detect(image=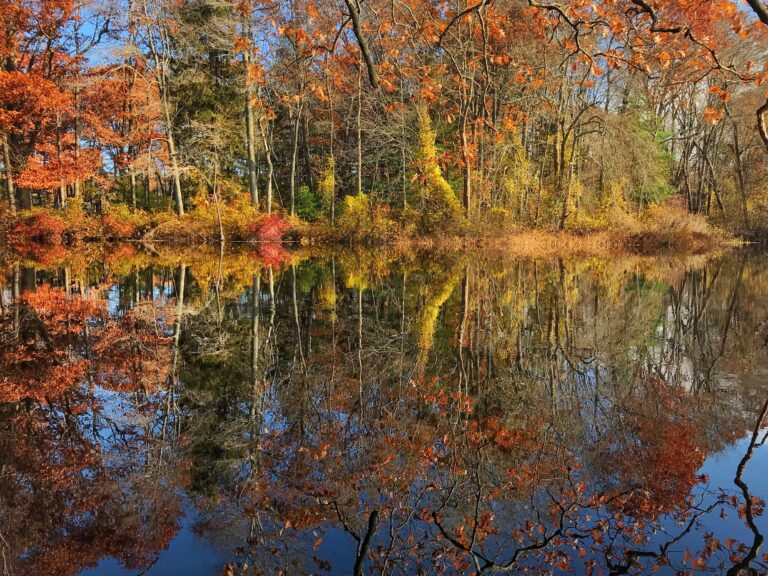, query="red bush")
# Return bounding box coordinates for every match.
[248,214,290,242]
